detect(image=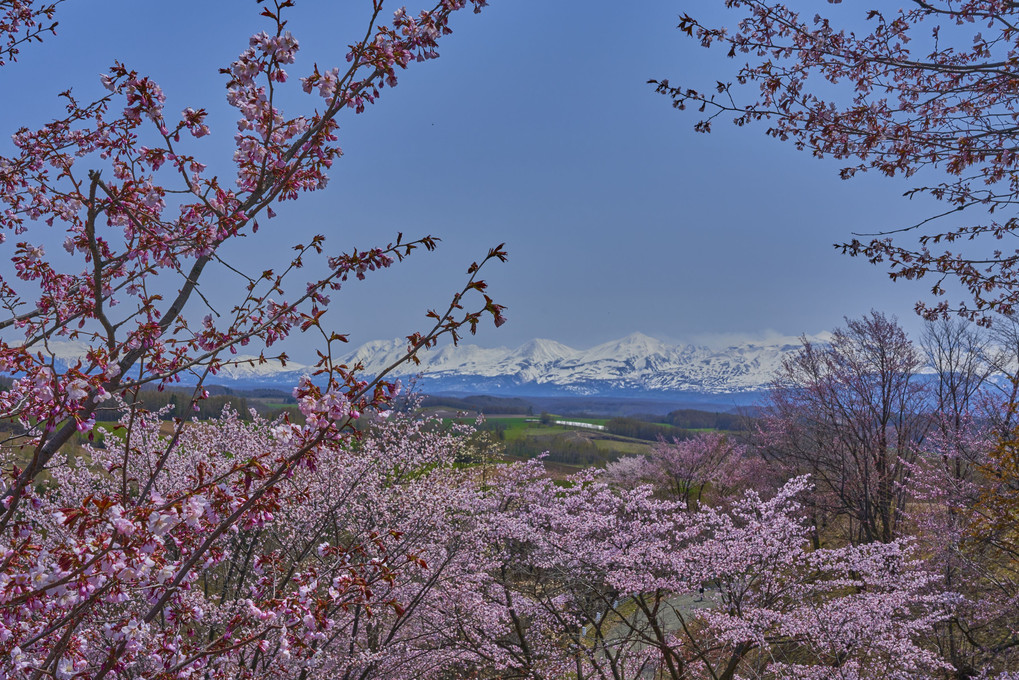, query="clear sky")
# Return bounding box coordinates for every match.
[0,1,945,354]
